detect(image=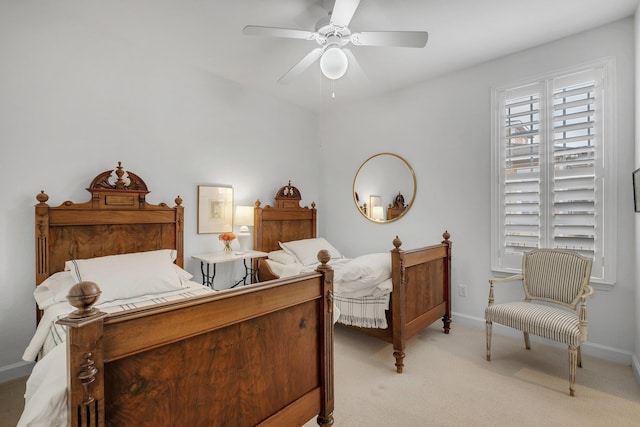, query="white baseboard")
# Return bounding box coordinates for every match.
[632,353,640,384]
[0,360,34,384]
[451,312,635,366]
